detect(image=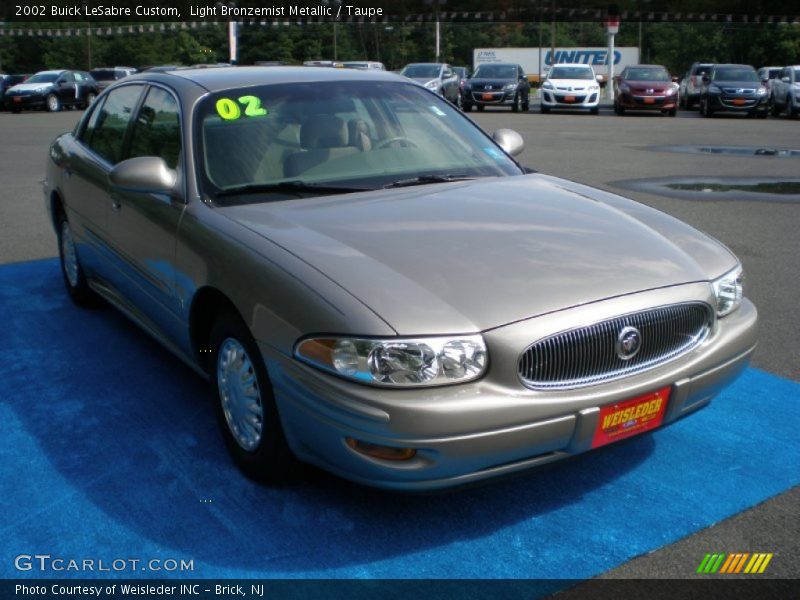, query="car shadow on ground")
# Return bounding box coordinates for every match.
[3,259,655,575]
